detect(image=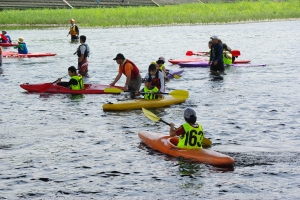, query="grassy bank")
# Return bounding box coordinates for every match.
[0,0,299,29]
